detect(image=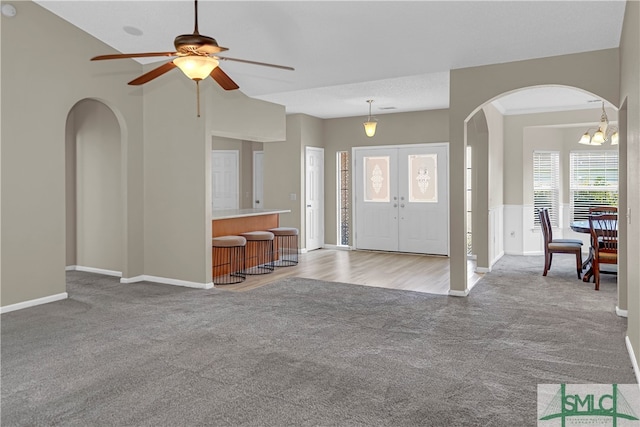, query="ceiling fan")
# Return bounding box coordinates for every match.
[91,0,294,116]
